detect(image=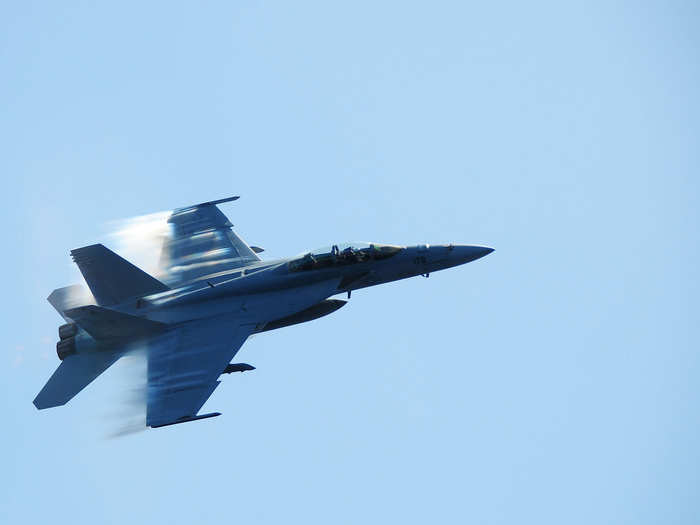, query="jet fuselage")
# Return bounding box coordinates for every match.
[127,243,493,329]
[35,196,496,427]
